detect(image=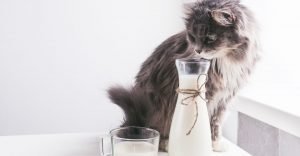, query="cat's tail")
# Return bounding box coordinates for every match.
[107,86,151,127]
